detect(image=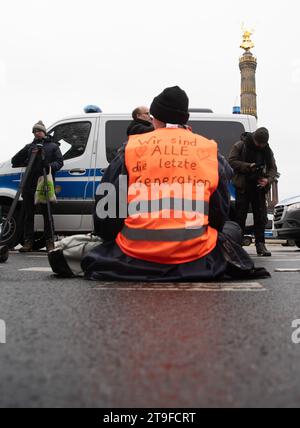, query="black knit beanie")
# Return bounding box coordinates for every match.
[150,86,190,125]
[32,120,47,135]
[253,127,269,146]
